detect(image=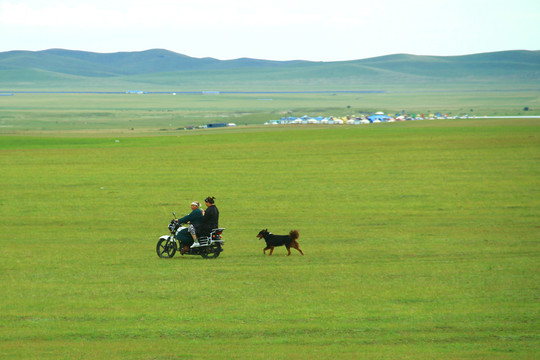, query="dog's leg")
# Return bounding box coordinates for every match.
[286,246,291,256]
[293,241,304,255]
[269,247,274,255]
